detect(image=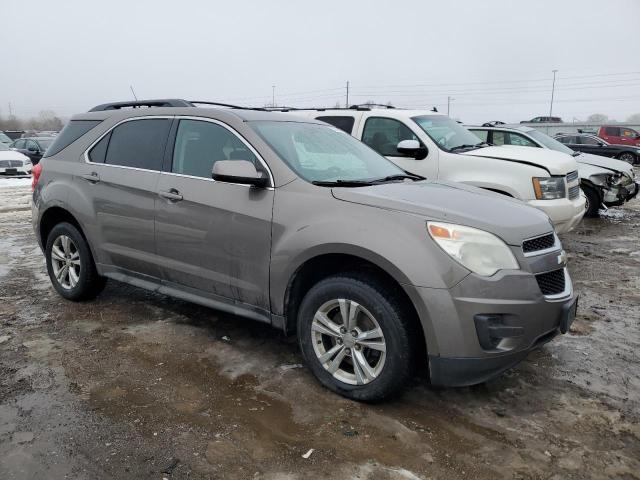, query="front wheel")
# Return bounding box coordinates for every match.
[581,186,601,218]
[297,274,416,401]
[45,222,106,301]
[618,152,636,164]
